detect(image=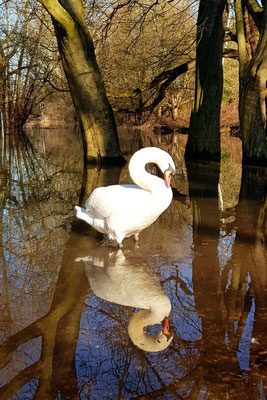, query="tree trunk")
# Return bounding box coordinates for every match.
[186,0,226,160]
[38,0,124,165]
[239,4,267,165]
